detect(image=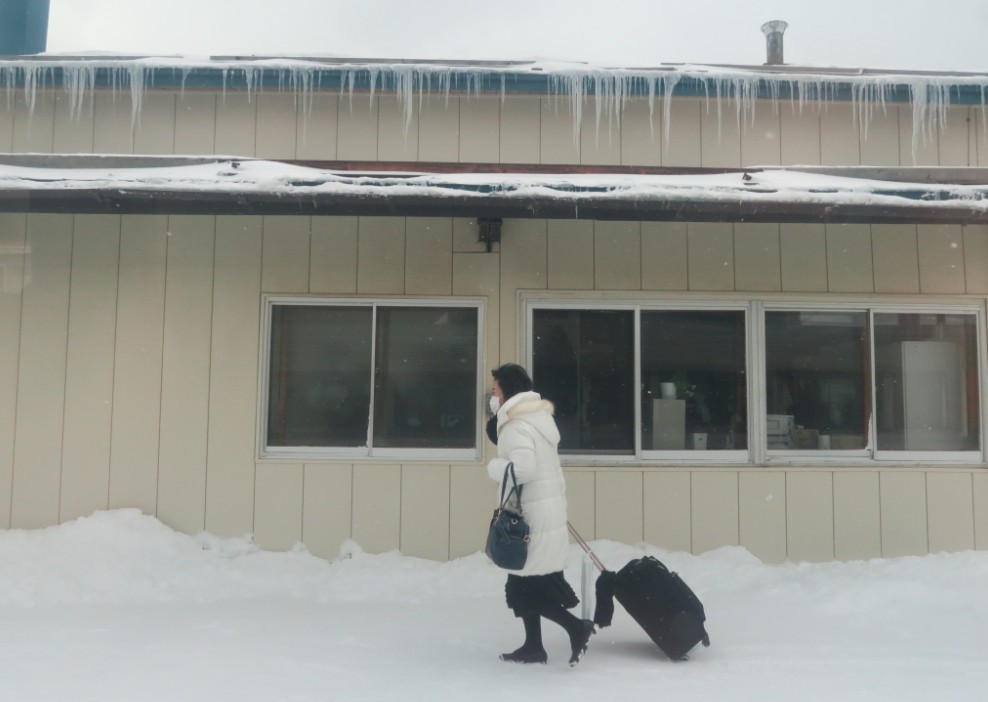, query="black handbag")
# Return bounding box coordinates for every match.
[485,462,531,570]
